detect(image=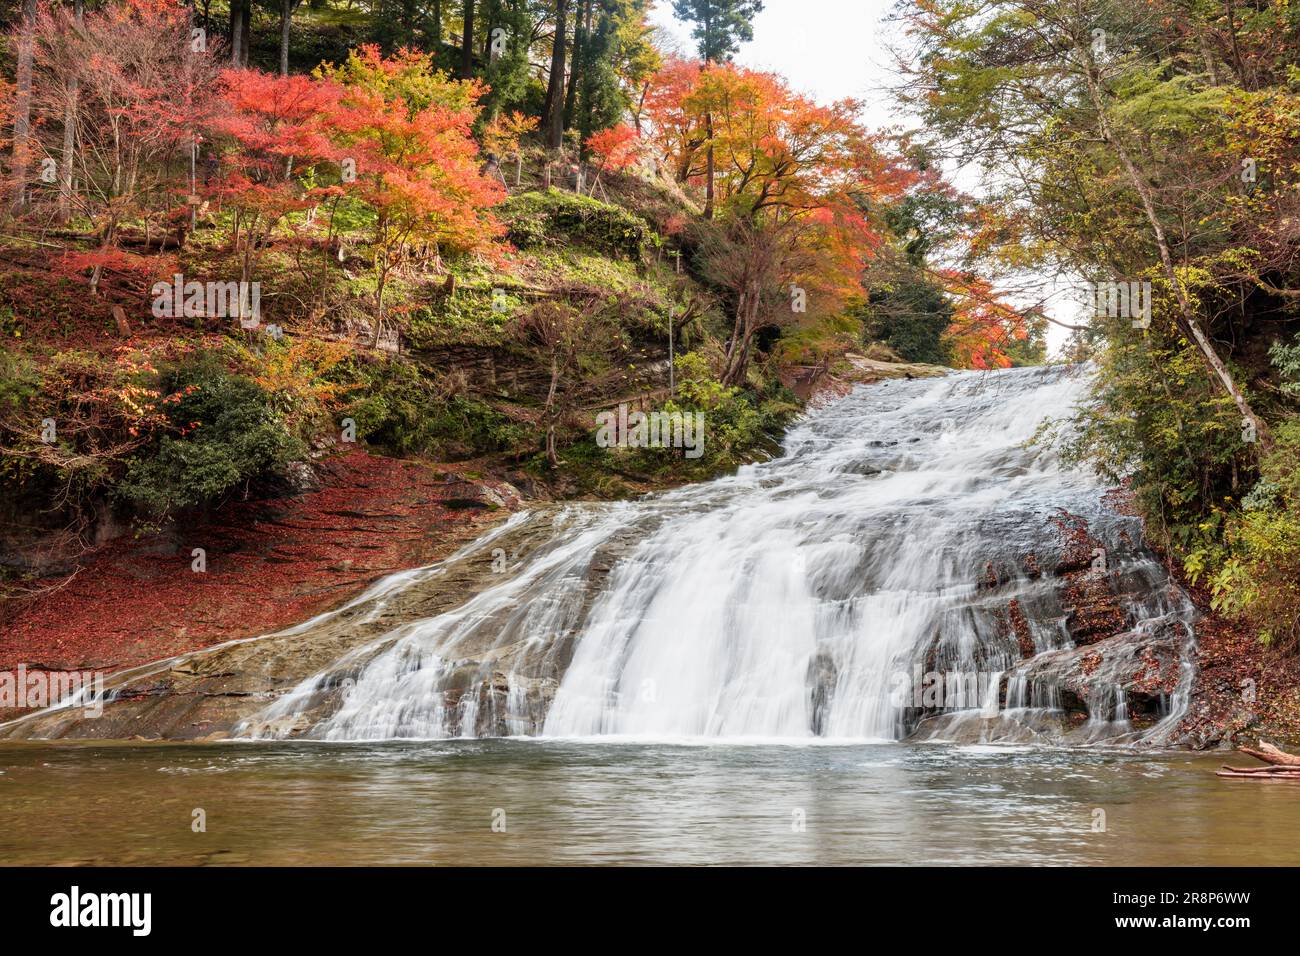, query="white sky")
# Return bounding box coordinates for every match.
[649,0,1080,355]
[649,0,905,129]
